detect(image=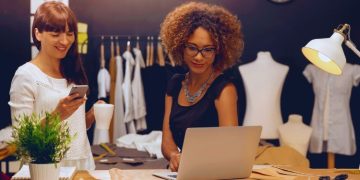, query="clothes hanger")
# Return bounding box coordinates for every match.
[146,36,150,67]
[115,36,120,57]
[126,36,131,52]
[136,36,140,49]
[149,36,154,66]
[100,36,105,68]
[157,36,165,66]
